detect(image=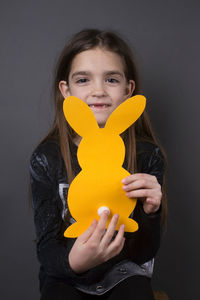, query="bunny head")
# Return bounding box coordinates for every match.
[63,95,146,171]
